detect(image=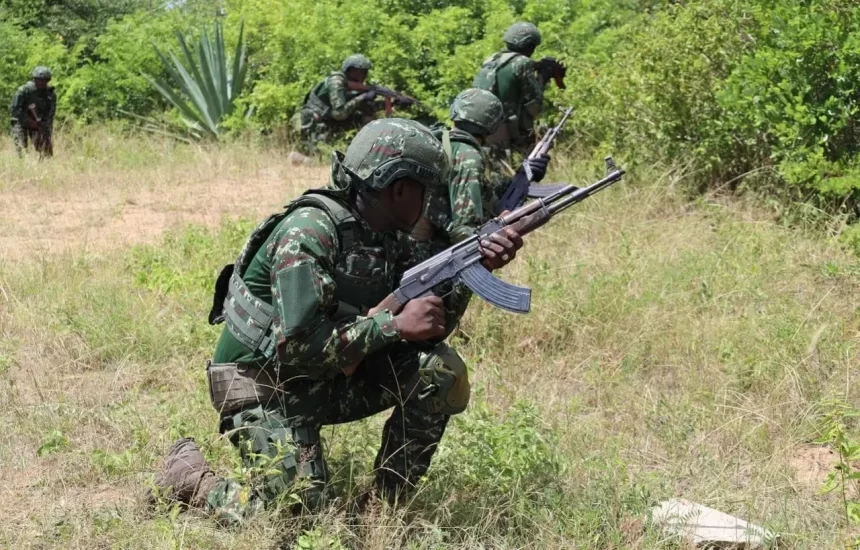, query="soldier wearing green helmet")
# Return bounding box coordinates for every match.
[473,22,547,164]
[291,53,386,154]
[9,66,56,157]
[150,119,524,521]
[414,88,548,249]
